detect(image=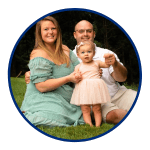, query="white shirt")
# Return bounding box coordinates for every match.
[73,45,127,98]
